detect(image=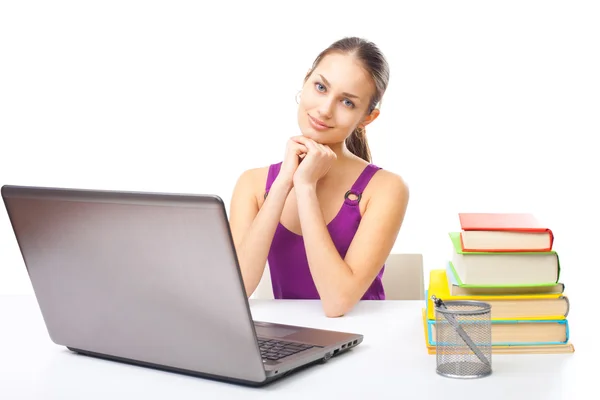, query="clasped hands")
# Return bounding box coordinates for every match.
[279,135,337,190]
